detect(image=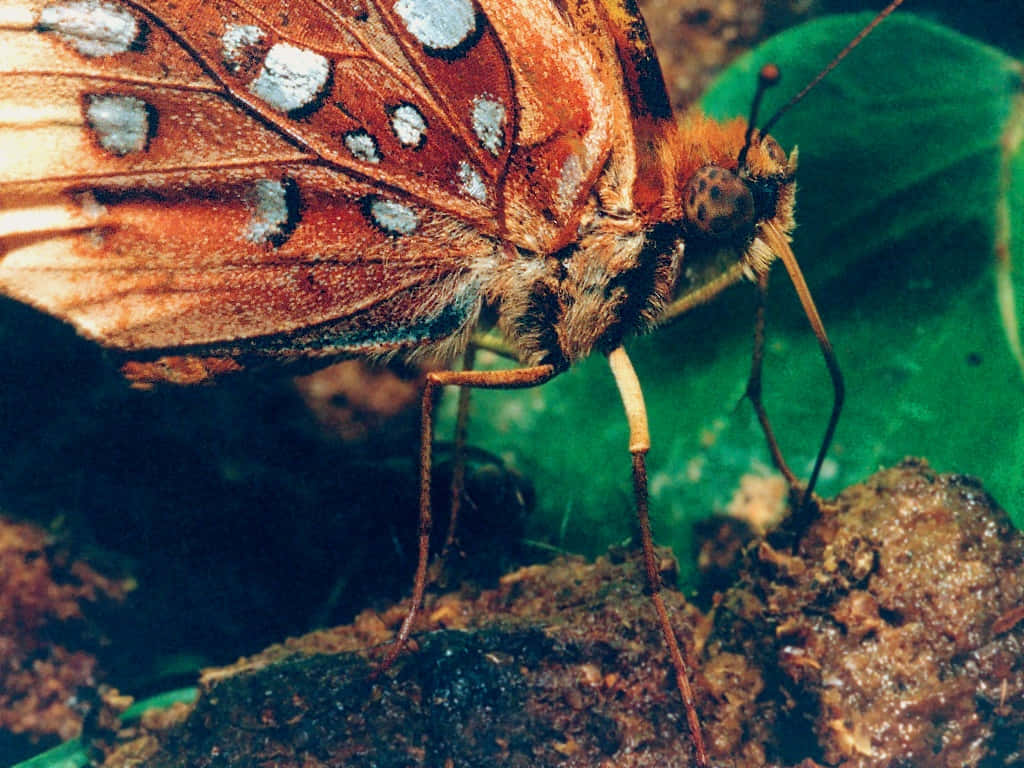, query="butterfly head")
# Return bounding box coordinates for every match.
[658,117,798,313]
[680,128,796,265]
